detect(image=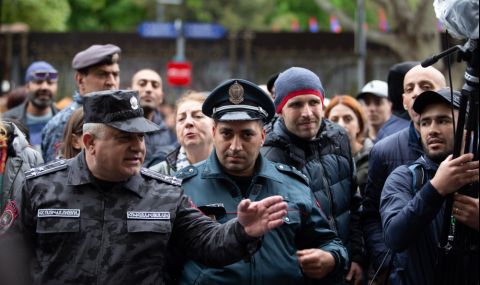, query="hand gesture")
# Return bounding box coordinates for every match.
[297,248,335,279]
[431,153,479,196]
[237,195,287,237]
